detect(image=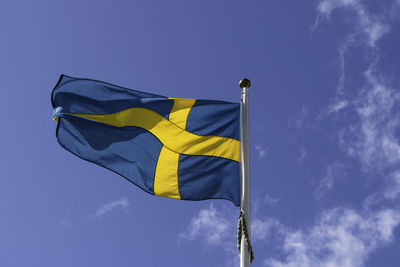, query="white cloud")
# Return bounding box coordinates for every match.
[252,218,281,241]
[265,208,400,267]
[340,66,400,171]
[180,205,250,266]
[319,36,354,117]
[317,0,390,47]
[180,204,232,246]
[327,99,349,114]
[255,145,268,159]
[316,0,394,121]
[384,171,400,200]
[317,0,359,17]
[264,194,280,206]
[90,198,129,219]
[281,3,400,267]
[297,146,307,164]
[314,162,346,198]
[293,106,309,128]
[253,194,280,217]
[315,0,400,172]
